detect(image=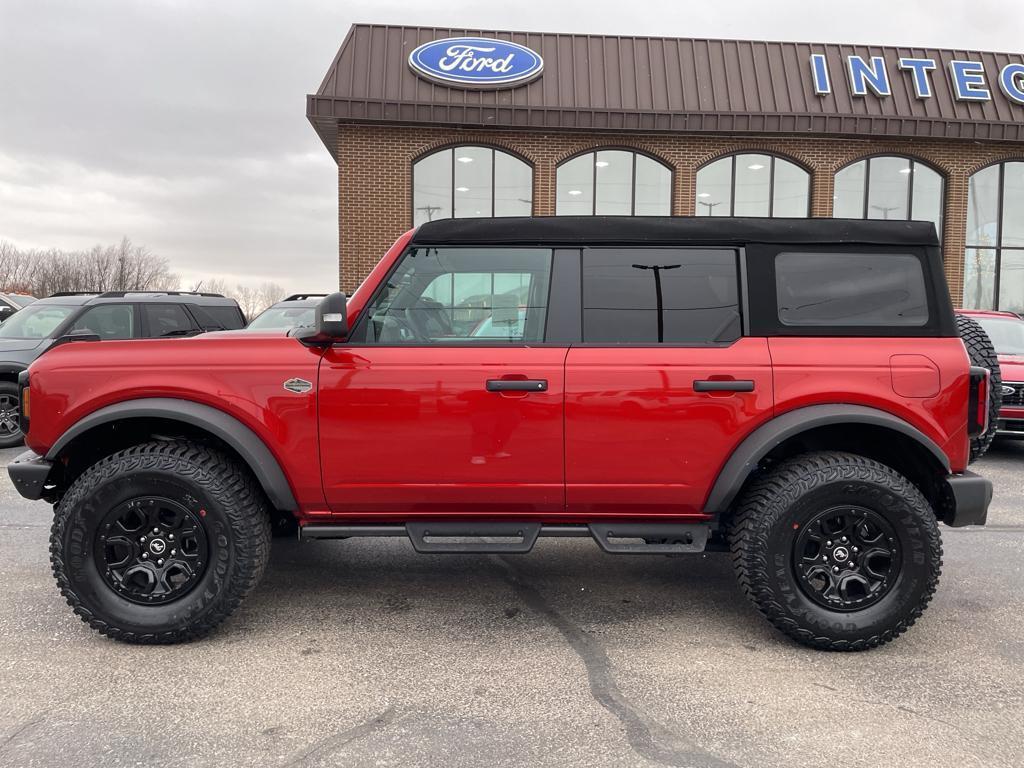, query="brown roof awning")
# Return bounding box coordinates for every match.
[307,24,1024,154]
